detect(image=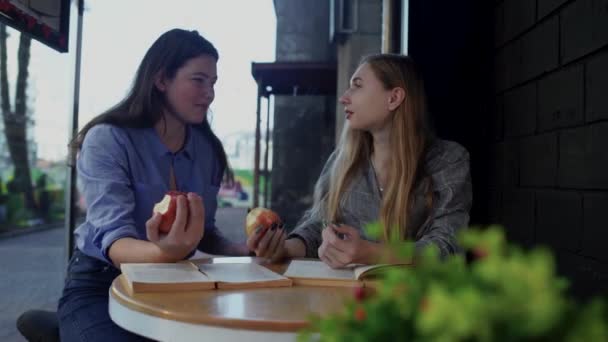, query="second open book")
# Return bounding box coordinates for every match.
[283,260,411,287]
